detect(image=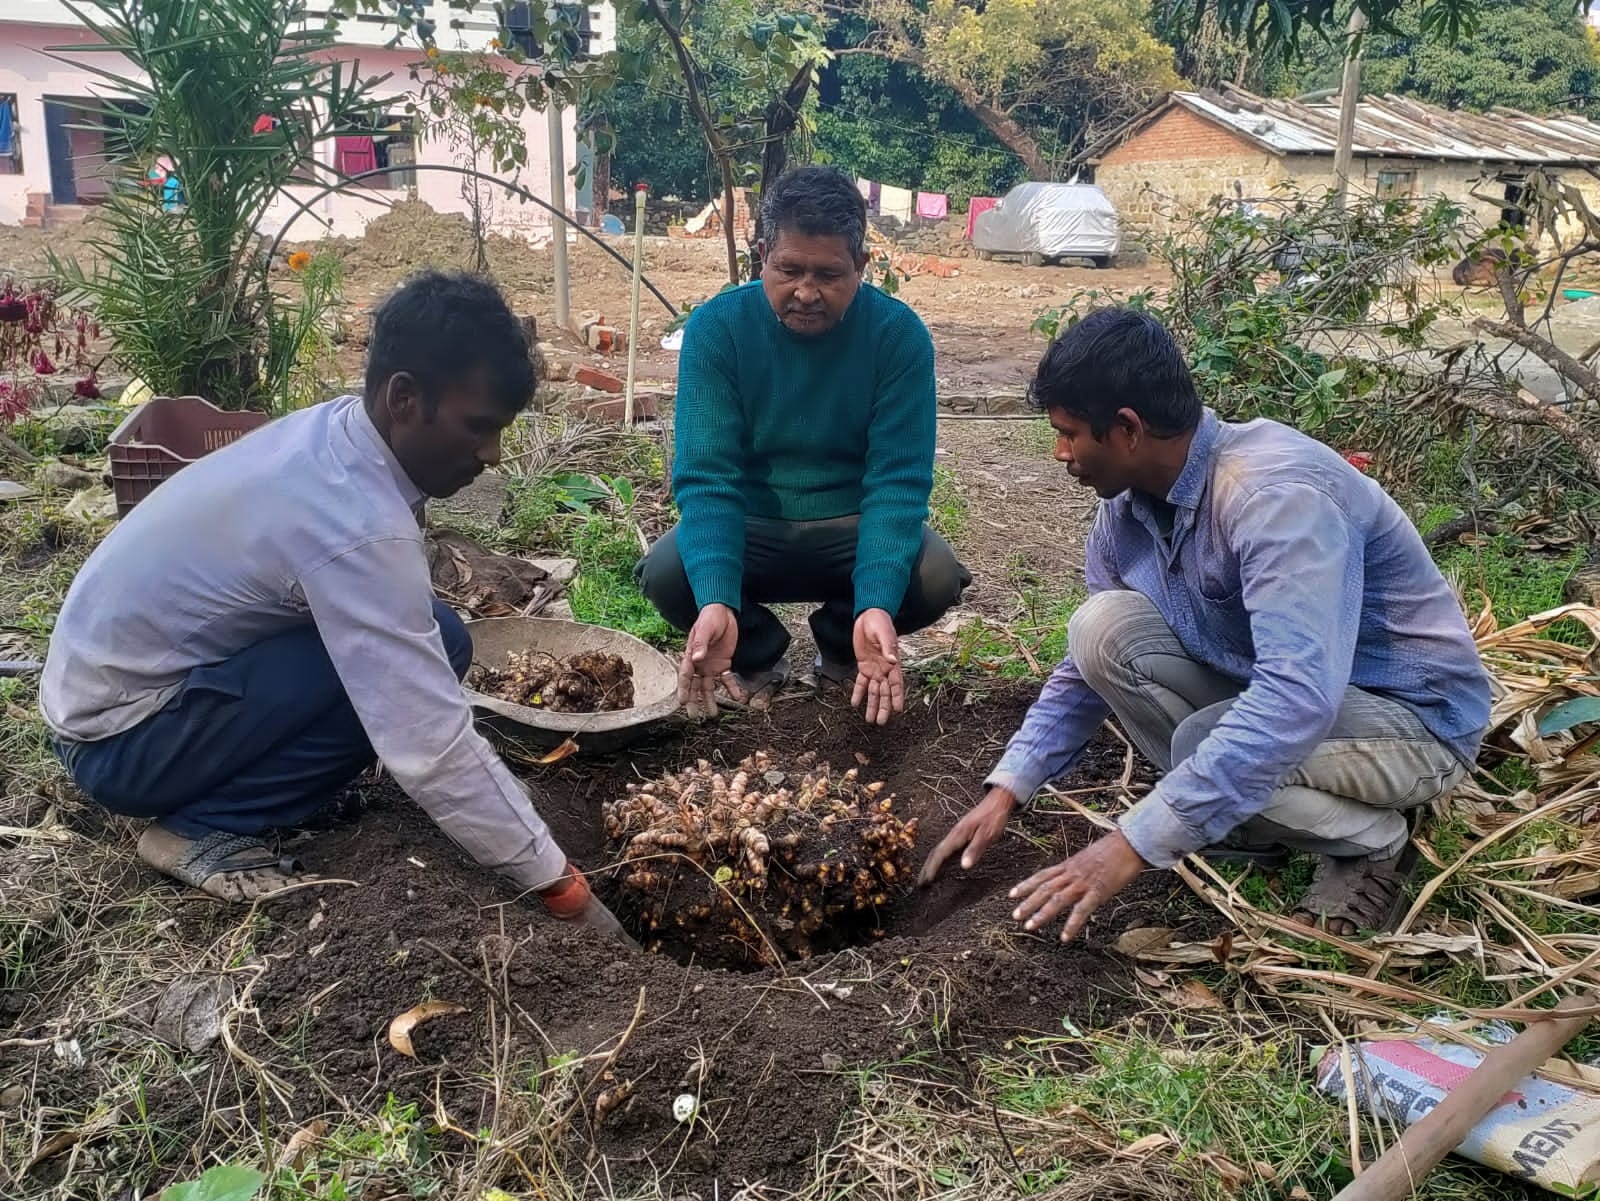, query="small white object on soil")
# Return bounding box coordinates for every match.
[672,1093,698,1123]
